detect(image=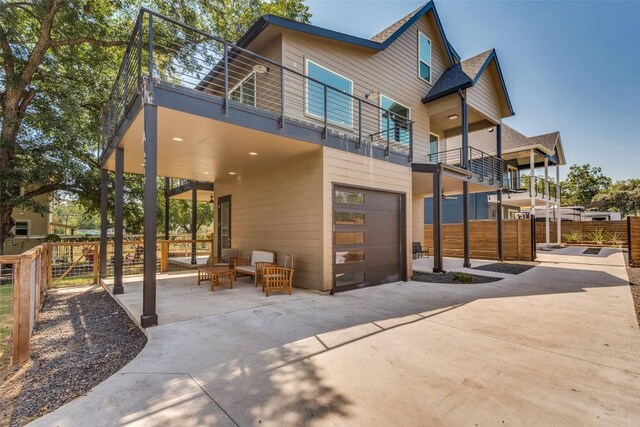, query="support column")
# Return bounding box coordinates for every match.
[191,182,197,265]
[462,181,471,268]
[544,157,550,245]
[99,169,109,279]
[164,177,170,240]
[141,103,158,328]
[432,166,444,273]
[113,148,124,295]
[459,90,469,169]
[556,163,561,245]
[529,149,535,216]
[496,124,503,261]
